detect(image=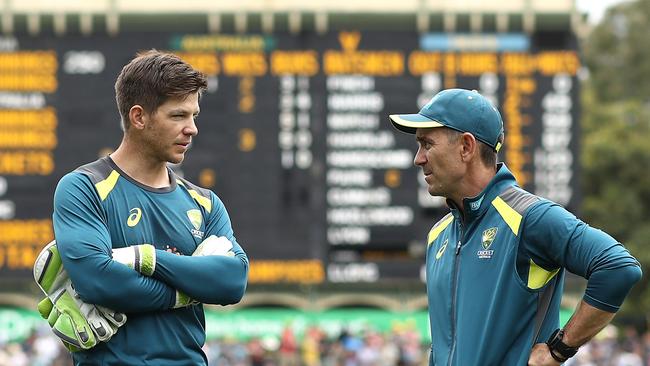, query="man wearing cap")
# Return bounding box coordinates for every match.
[389,88,641,365]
